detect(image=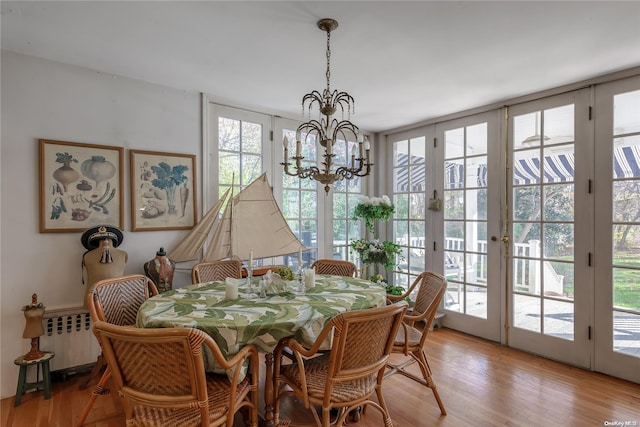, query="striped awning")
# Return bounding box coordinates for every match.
[395,145,640,191]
